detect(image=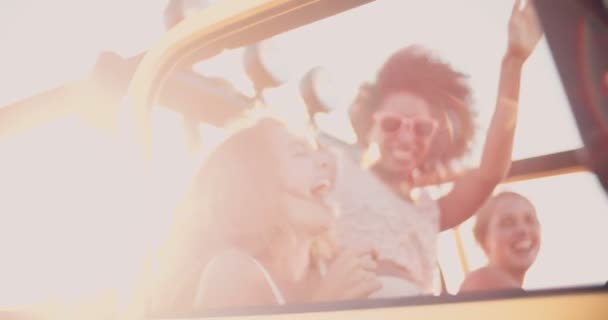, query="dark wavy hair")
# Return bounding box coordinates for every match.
[349,45,476,173]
